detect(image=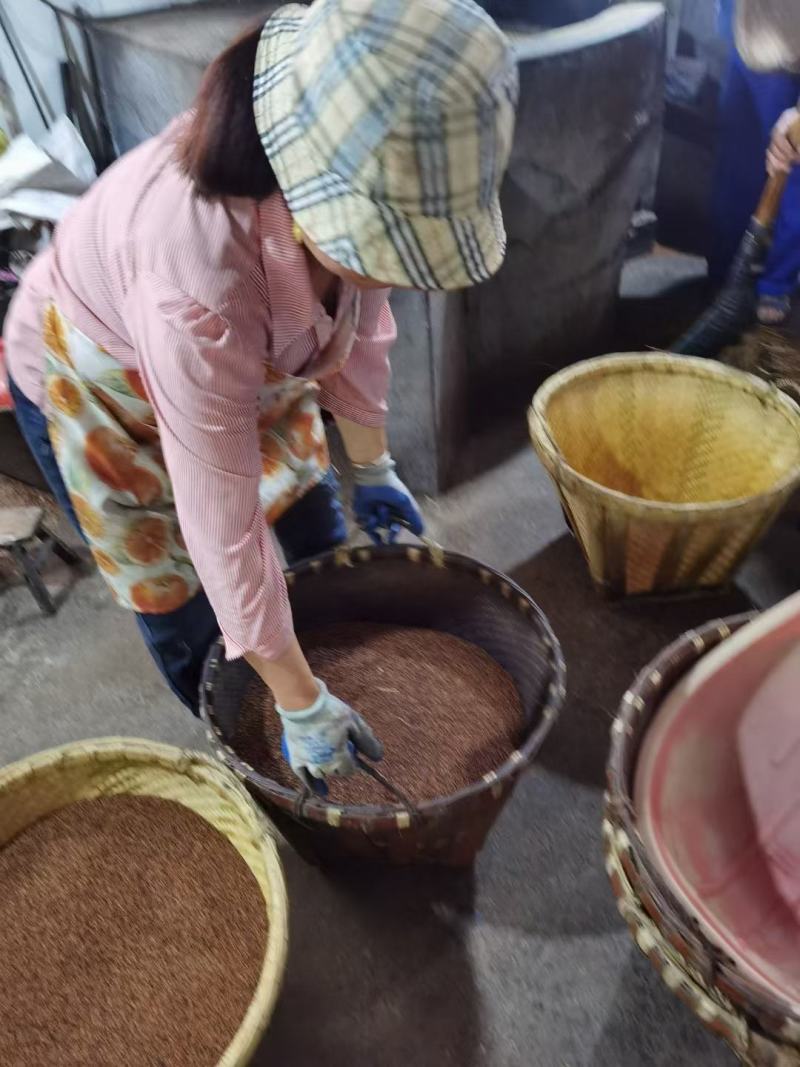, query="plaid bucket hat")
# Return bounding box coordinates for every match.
[253,0,518,290]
